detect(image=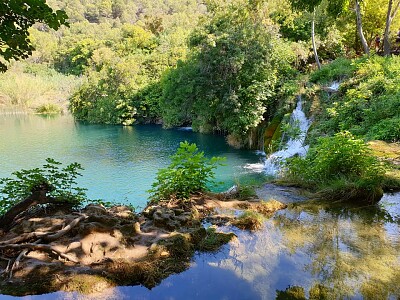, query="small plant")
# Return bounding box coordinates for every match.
[149,141,225,202]
[0,158,87,215]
